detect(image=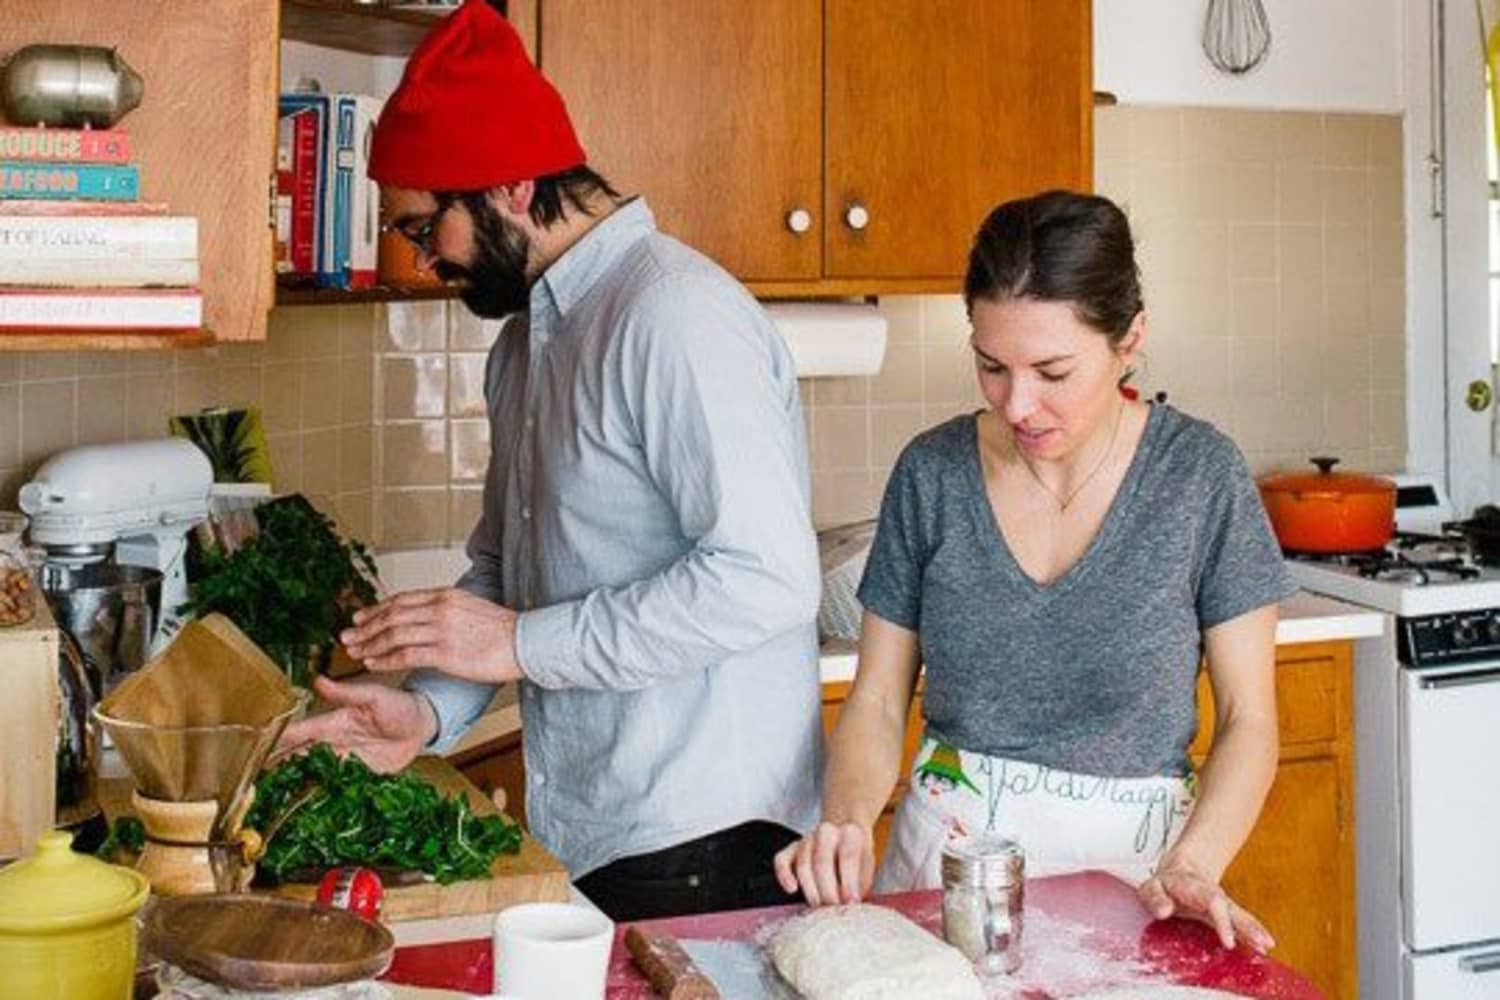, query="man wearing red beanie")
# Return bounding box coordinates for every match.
[278,0,824,922]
